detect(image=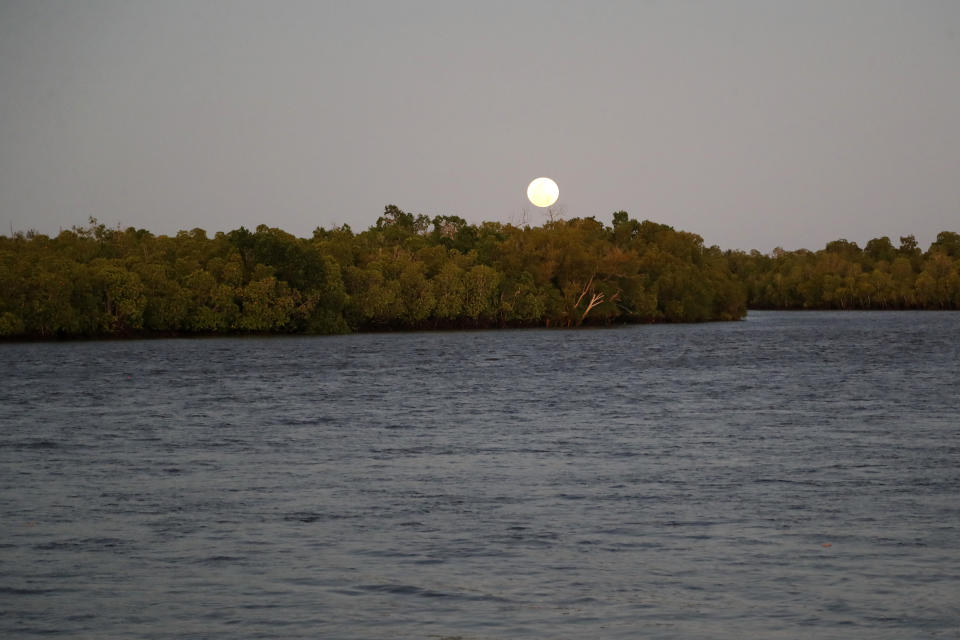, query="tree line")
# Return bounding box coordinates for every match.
[728,232,960,310]
[0,207,957,339]
[0,207,746,338]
